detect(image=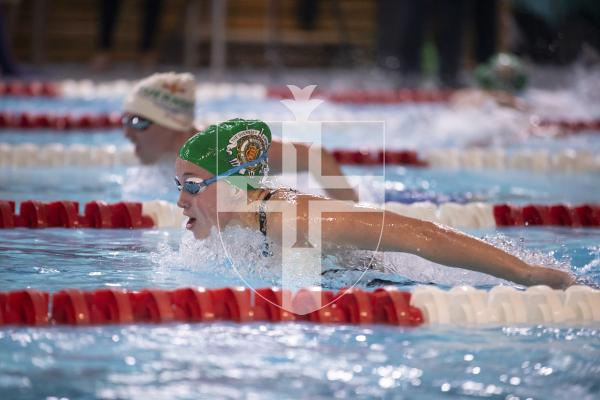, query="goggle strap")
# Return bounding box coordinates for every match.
[209,151,268,185]
[176,151,268,192]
